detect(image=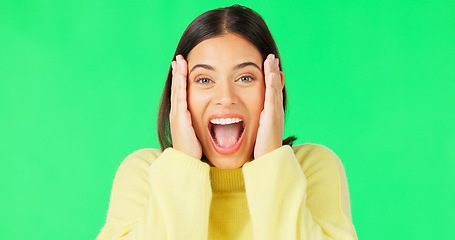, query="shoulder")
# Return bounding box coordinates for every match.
[117,148,163,169]
[121,148,163,165]
[114,148,163,182]
[291,143,339,161]
[292,143,343,166]
[105,149,163,221]
[291,143,346,182]
[291,144,353,221]
[109,149,163,203]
